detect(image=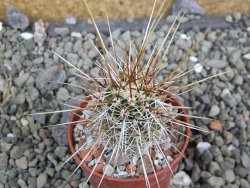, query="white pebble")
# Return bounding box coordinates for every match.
[194,63,203,73]
[20,32,34,40]
[71,32,82,38]
[243,53,250,60]
[7,133,15,138]
[118,171,128,176]
[180,34,188,39]
[167,156,173,162]
[172,171,192,186]
[197,142,211,153]
[189,56,198,63]
[65,15,77,25]
[153,160,159,165]
[76,124,83,130]
[103,164,115,176]
[0,22,3,32]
